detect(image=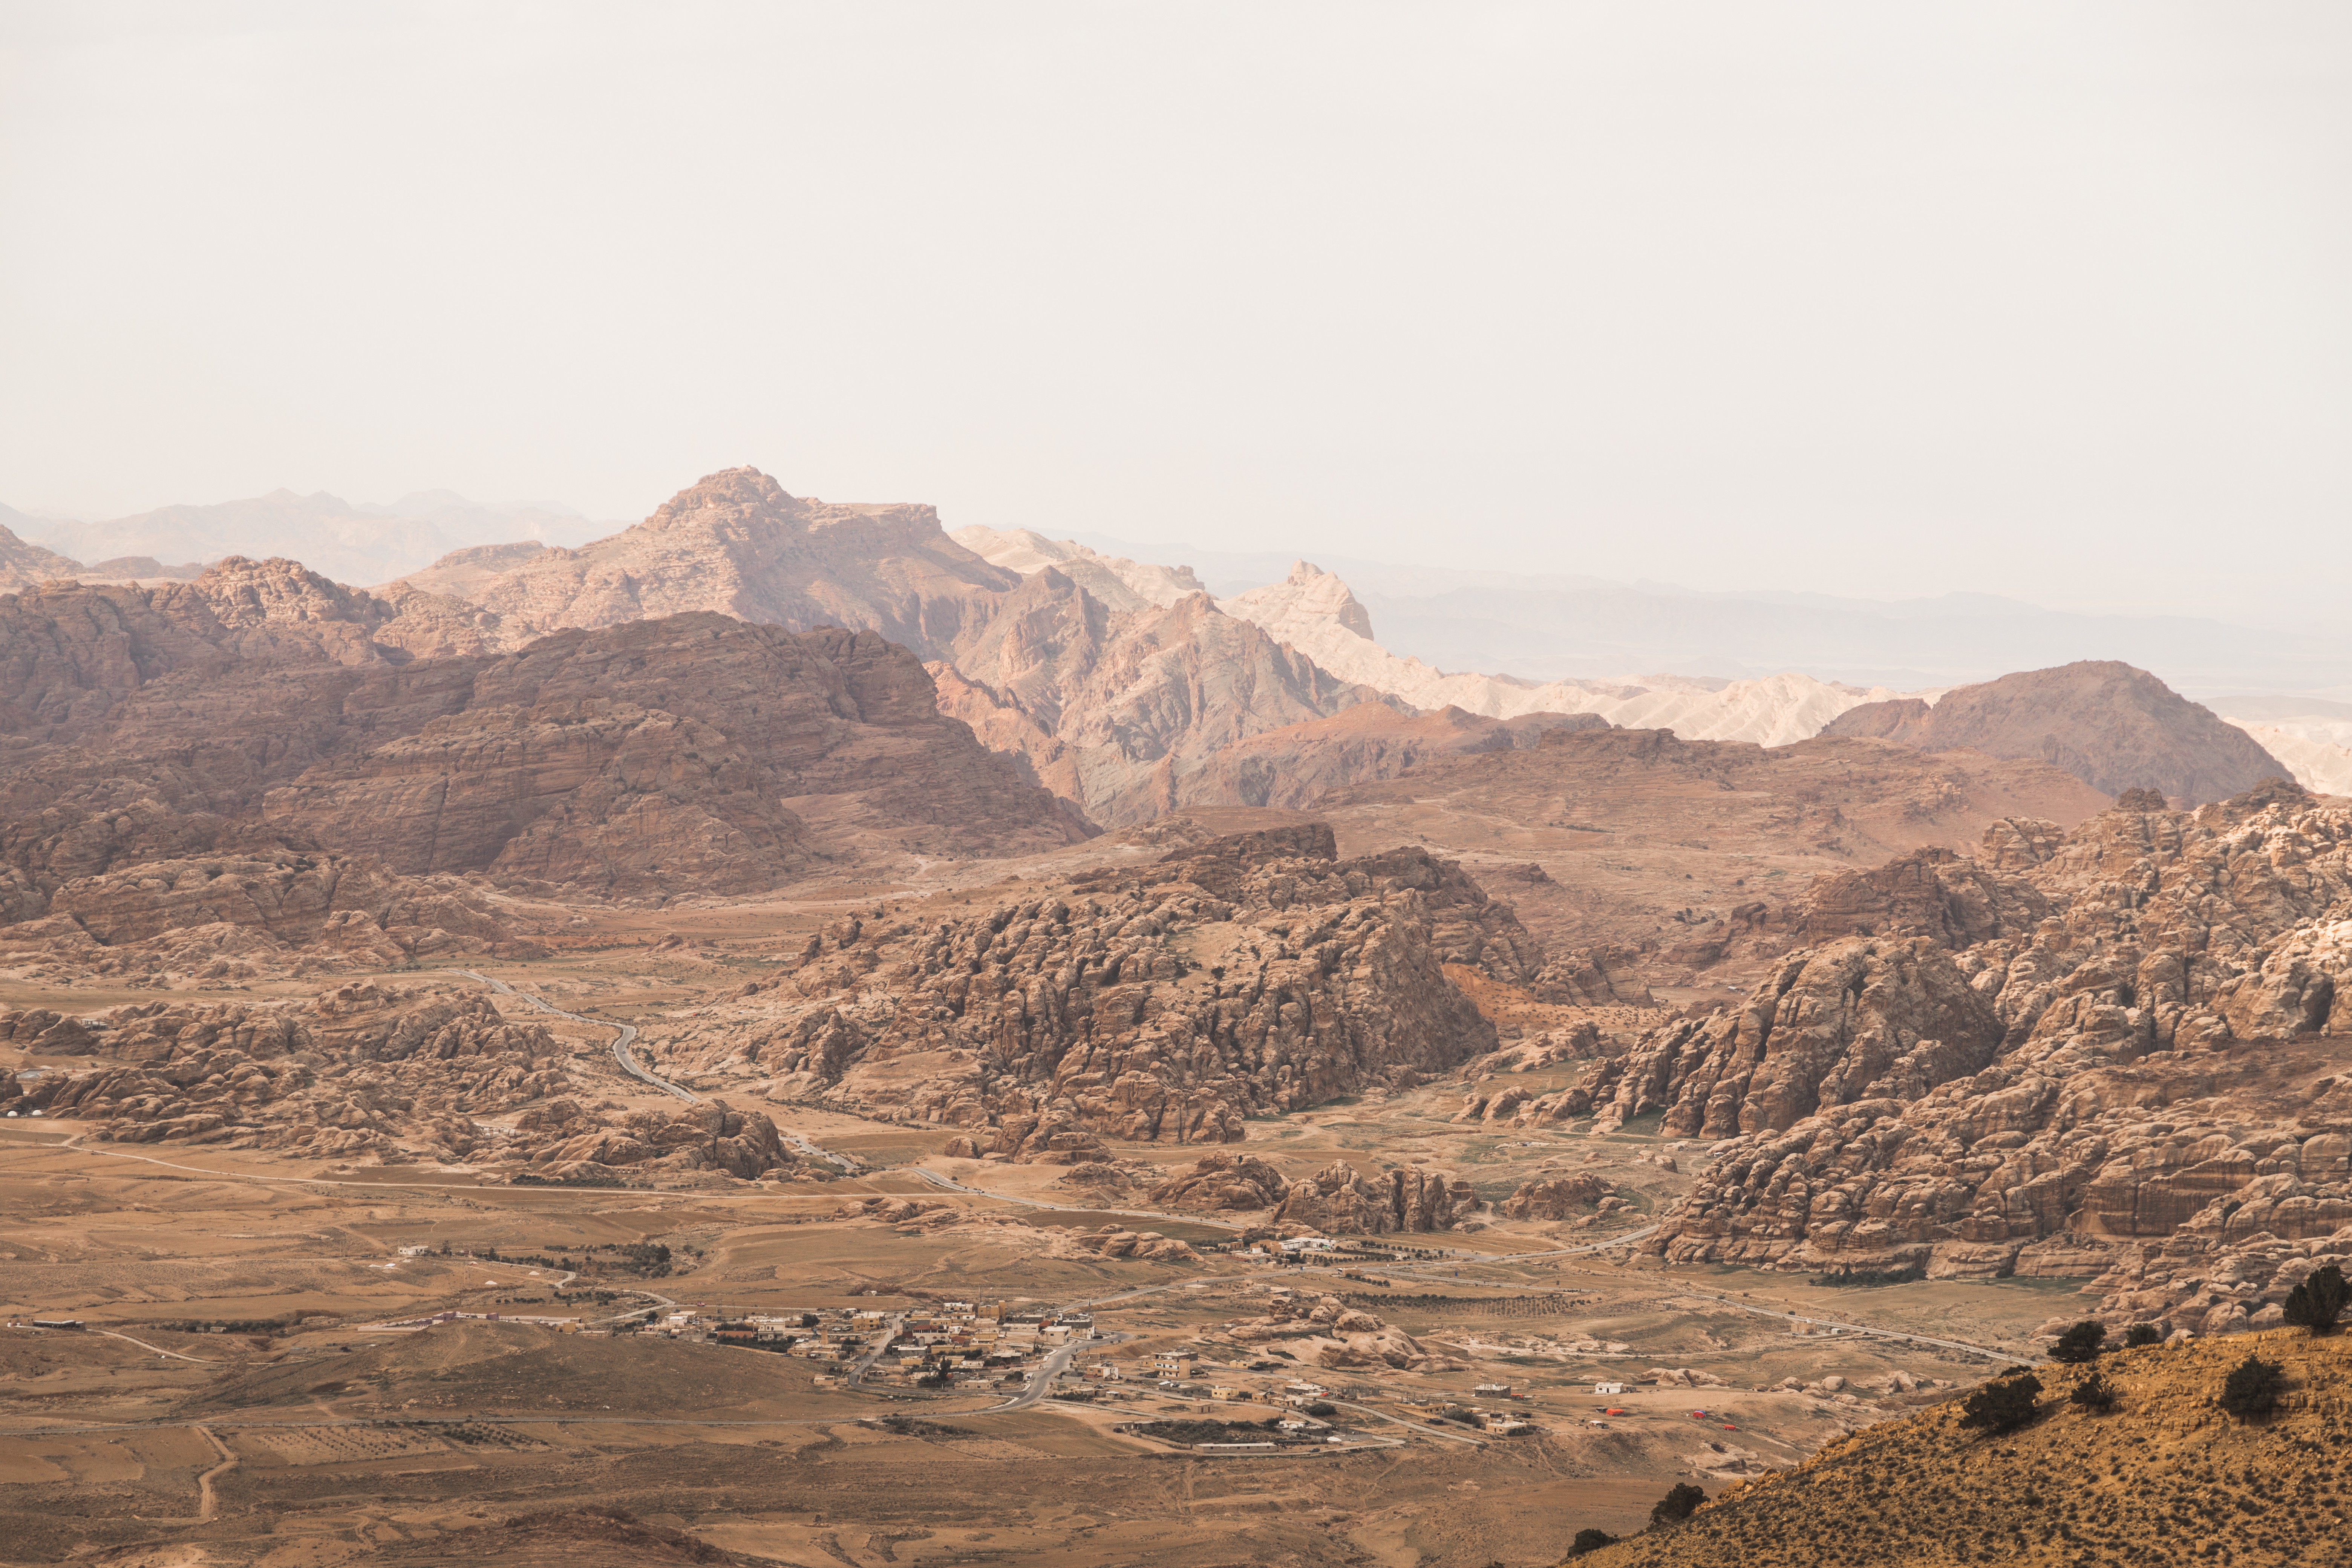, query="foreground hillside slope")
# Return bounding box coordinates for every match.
[1825,659,2290,805]
[1575,1331,2352,1567]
